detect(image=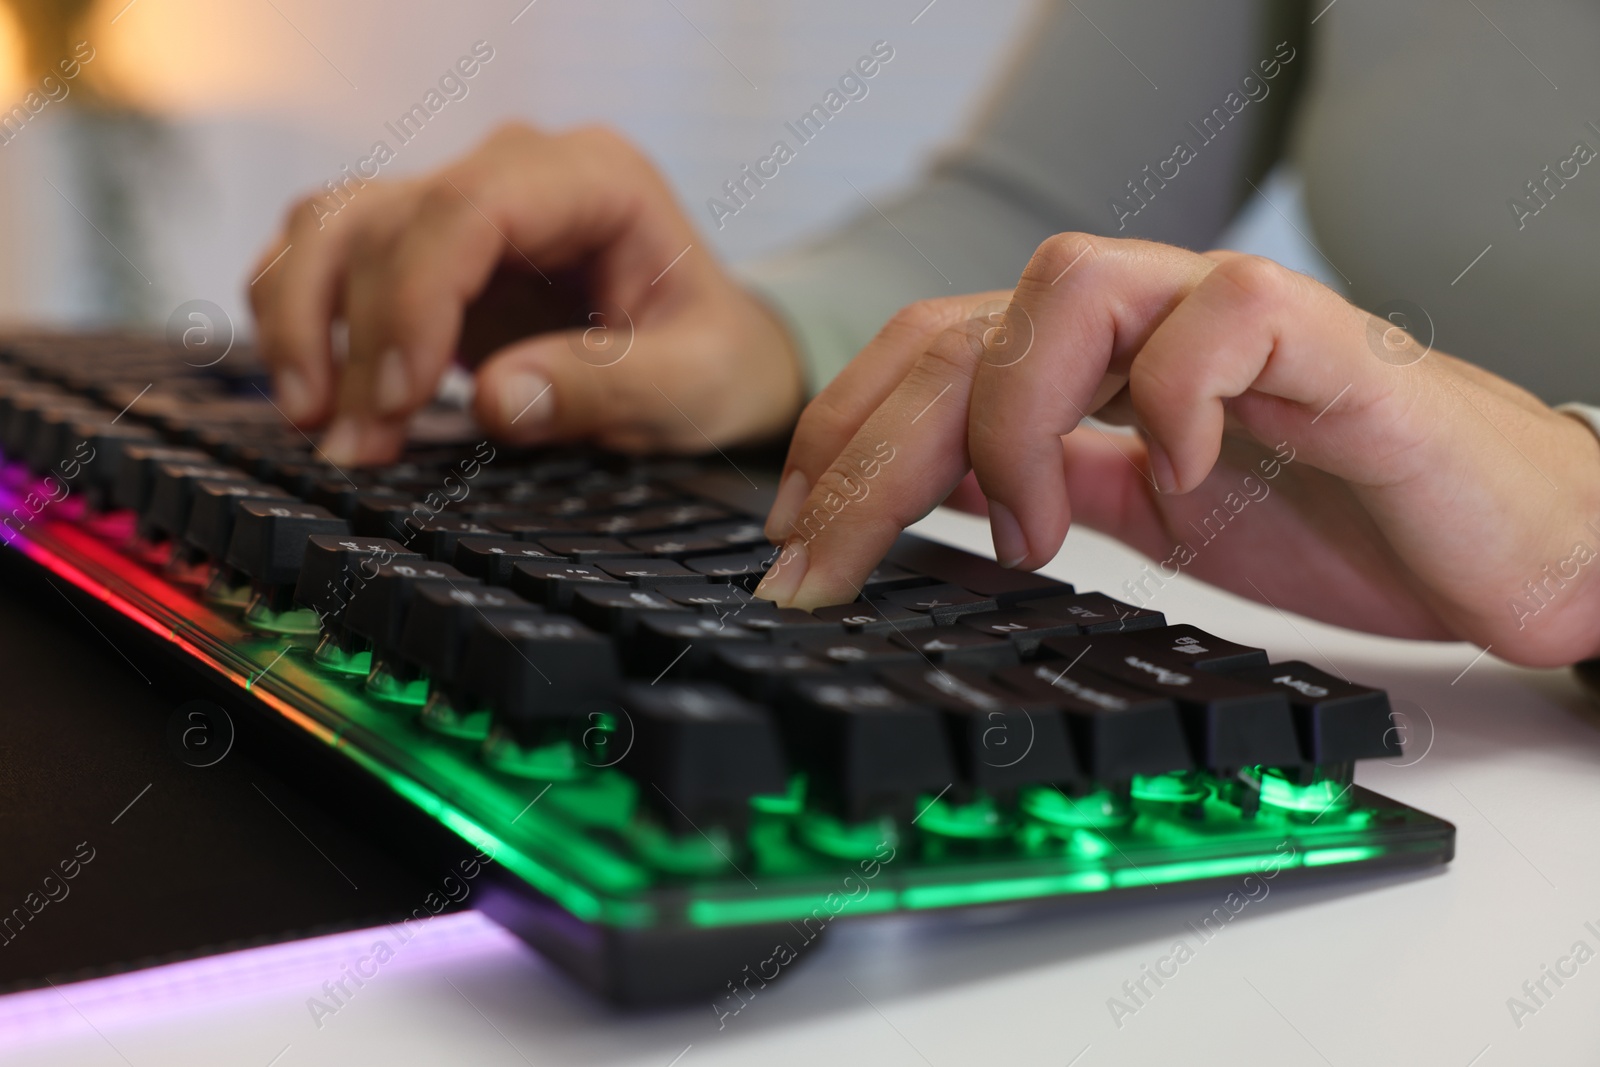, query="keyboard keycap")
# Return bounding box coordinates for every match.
[588,503,731,537]
[957,610,1083,656]
[408,518,498,562]
[788,632,921,672]
[294,536,420,630]
[142,462,248,540]
[994,662,1191,778]
[112,445,211,513]
[878,583,998,624]
[598,558,709,588]
[184,480,293,560]
[668,587,756,613]
[617,683,787,832]
[623,532,730,558]
[778,678,955,820]
[1127,624,1269,673]
[225,501,349,587]
[400,584,534,689]
[452,536,560,584]
[569,585,690,637]
[1020,592,1166,633]
[725,603,841,639]
[693,519,768,549]
[539,535,648,561]
[458,613,620,745]
[811,601,936,634]
[1229,661,1401,763]
[489,515,580,540]
[704,646,834,702]
[509,559,625,609]
[686,550,778,591]
[887,626,1020,670]
[860,562,931,595]
[1038,635,1301,769]
[343,560,468,664]
[352,493,428,542]
[307,478,389,519]
[885,535,1074,604]
[630,613,764,677]
[878,666,1078,791]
